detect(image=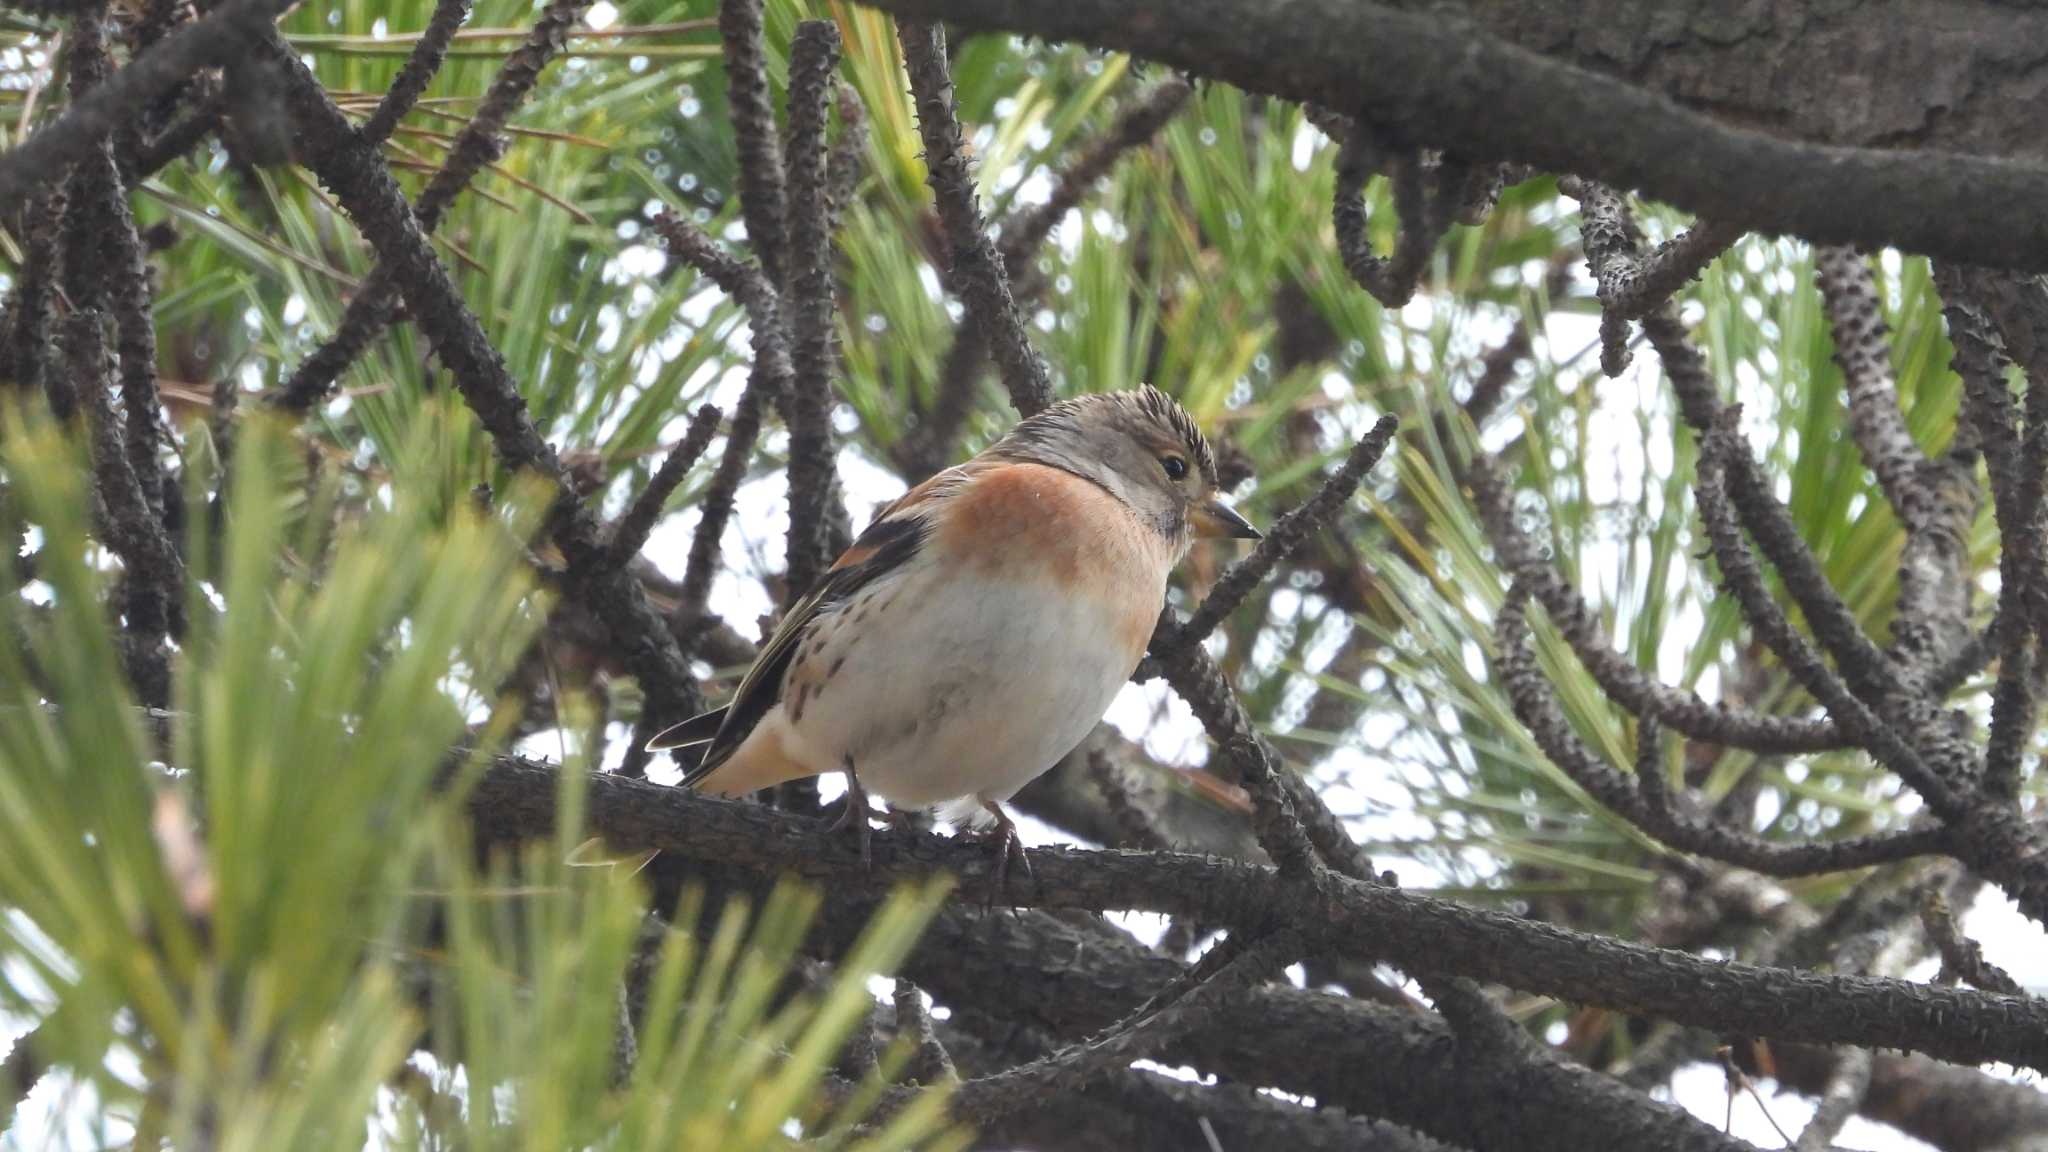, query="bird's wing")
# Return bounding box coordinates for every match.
[676,463,985,787]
